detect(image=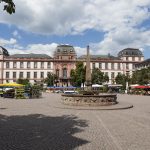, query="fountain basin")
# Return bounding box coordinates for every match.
[61,93,117,106]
